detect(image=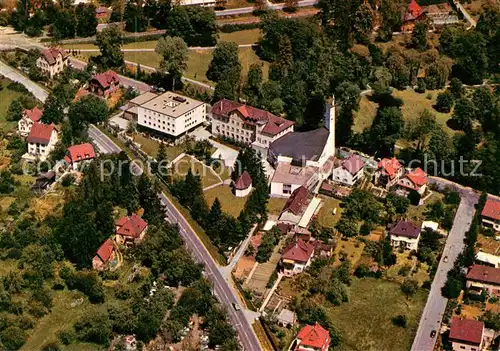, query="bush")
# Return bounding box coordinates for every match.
[74,310,112,345]
[41,341,62,351]
[1,326,27,350]
[6,82,29,93]
[435,91,454,113]
[61,174,75,187]
[416,79,426,93]
[392,314,407,328]
[218,22,260,33]
[58,329,76,345]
